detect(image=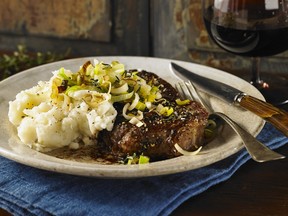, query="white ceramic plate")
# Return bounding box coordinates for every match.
[0,56,265,178]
